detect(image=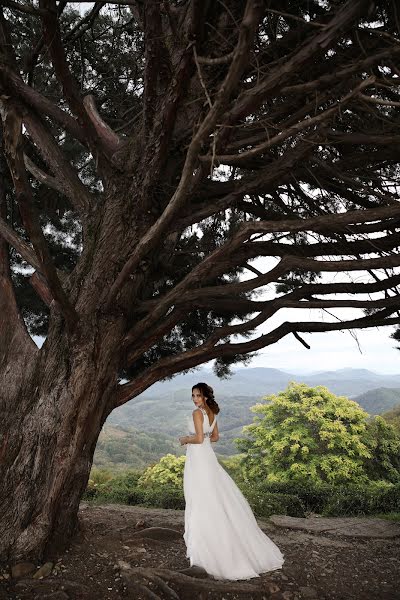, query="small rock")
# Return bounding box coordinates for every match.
[42,592,69,600]
[299,586,319,599]
[266,582,280,594]
[282,592,294,600]
[117,560,132,571]
[135,519,148,529]
[33,562,53,579]
[11,562,36,578]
